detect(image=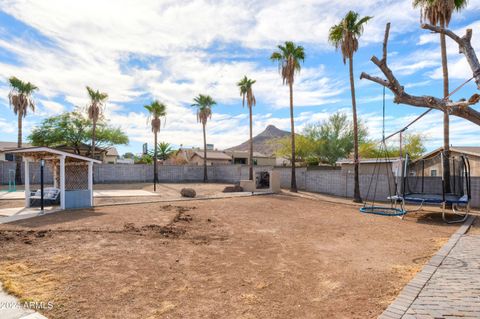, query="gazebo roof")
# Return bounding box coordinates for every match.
[9,146,102,163]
